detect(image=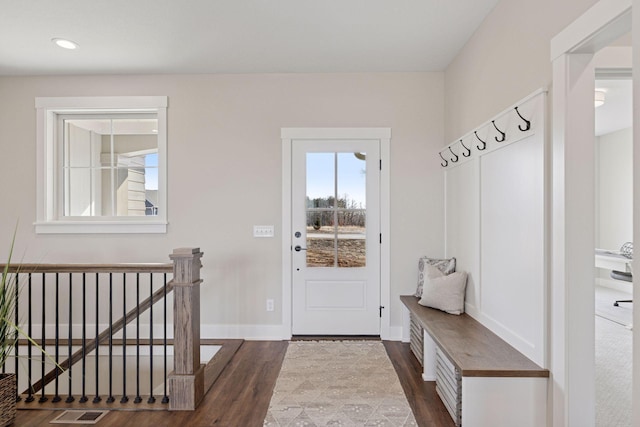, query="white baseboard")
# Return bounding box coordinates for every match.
[28,322,405,342]
[384,326,403,341]
[200,324,289,340]
[201,324,405,341]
